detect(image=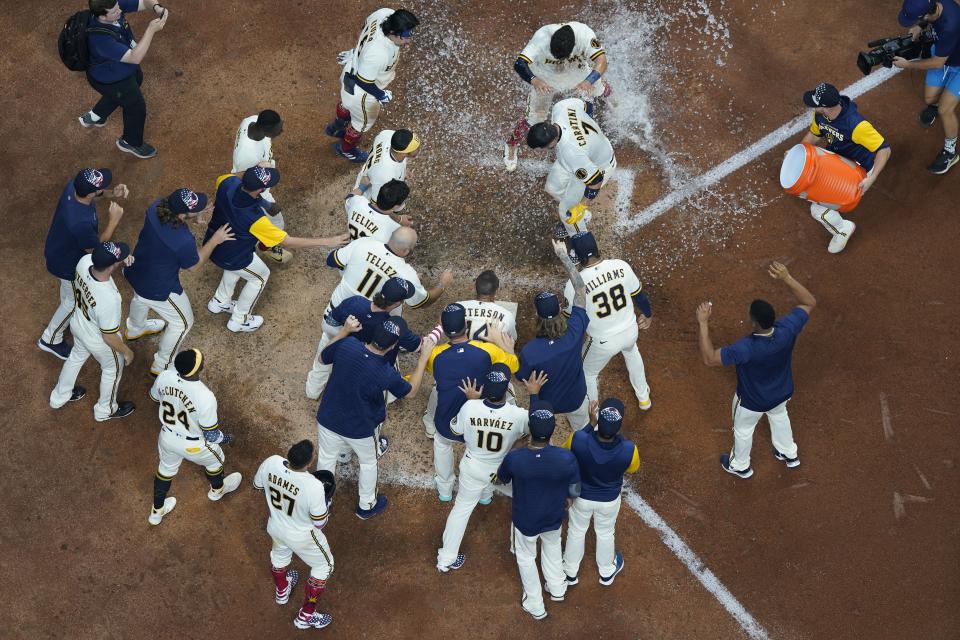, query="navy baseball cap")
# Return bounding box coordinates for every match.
[535,292,561,319]
[168,188,208,214]
[371,317,406,350]
[597,398,626,437]
[74,168,112,197]
[441,303,467,335]
[802,83,841,108]
[242,165,281,190]
[379,277,415,304]
[92,241,130,269]
[899,0,936,27]
[570,231,599,263]
[482,363,512,400]
[529,401,556,440]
